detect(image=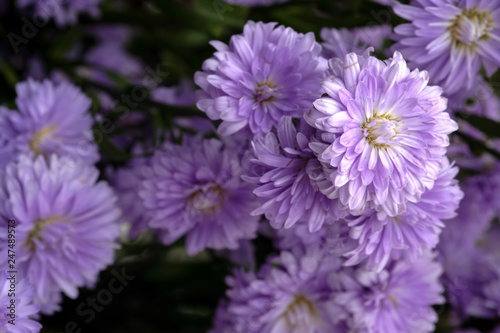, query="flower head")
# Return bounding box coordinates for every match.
[343,157,463,272]
[391,0,500,94]
[211,248,344,333]
[335,252,444,333]
[0,155,122,314]
[195,21,326,135]
[0,78,99,168]
[305,50,457,216]
[140,137,259,255]
[243,117,344,232]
